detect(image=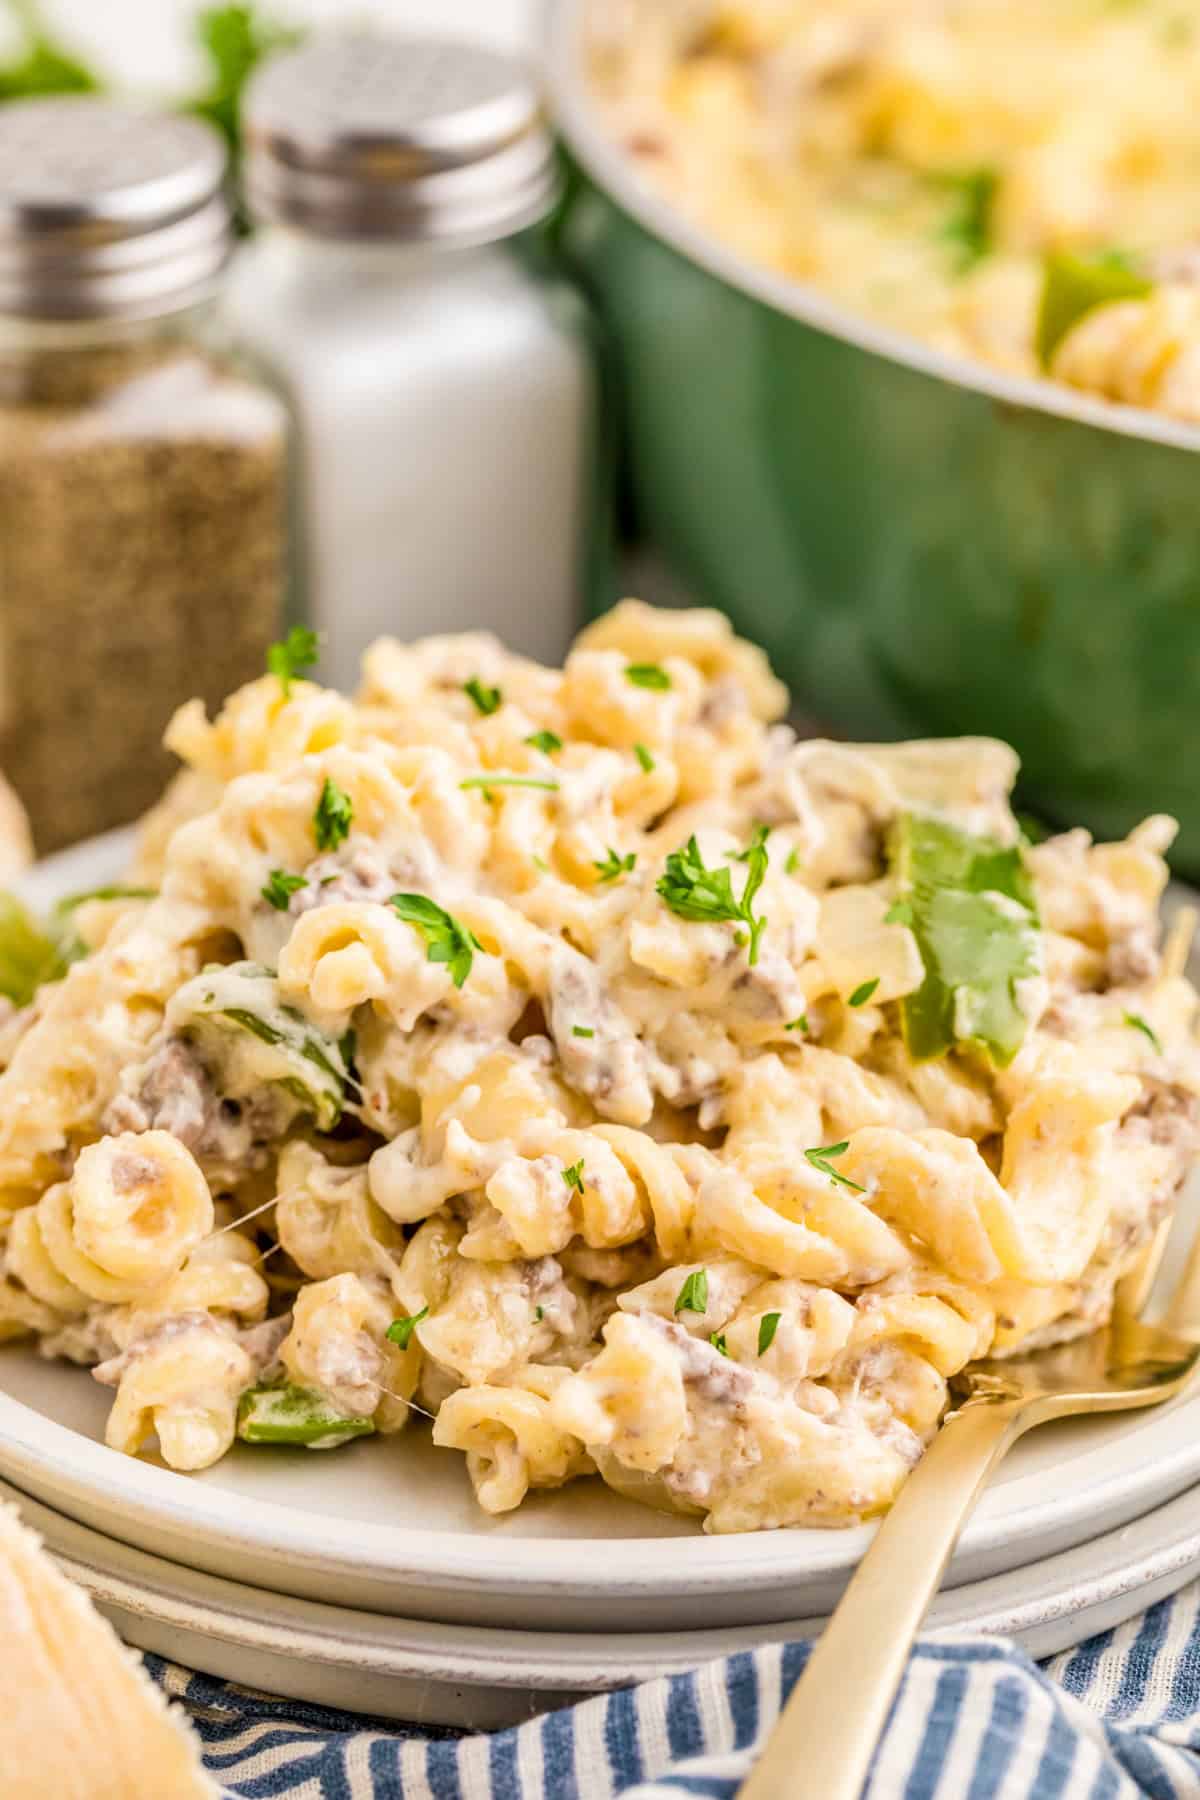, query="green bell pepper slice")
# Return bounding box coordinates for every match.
[890,811,1042,1069]
[1037,251,1154,368]
[237,1383,376,1449]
